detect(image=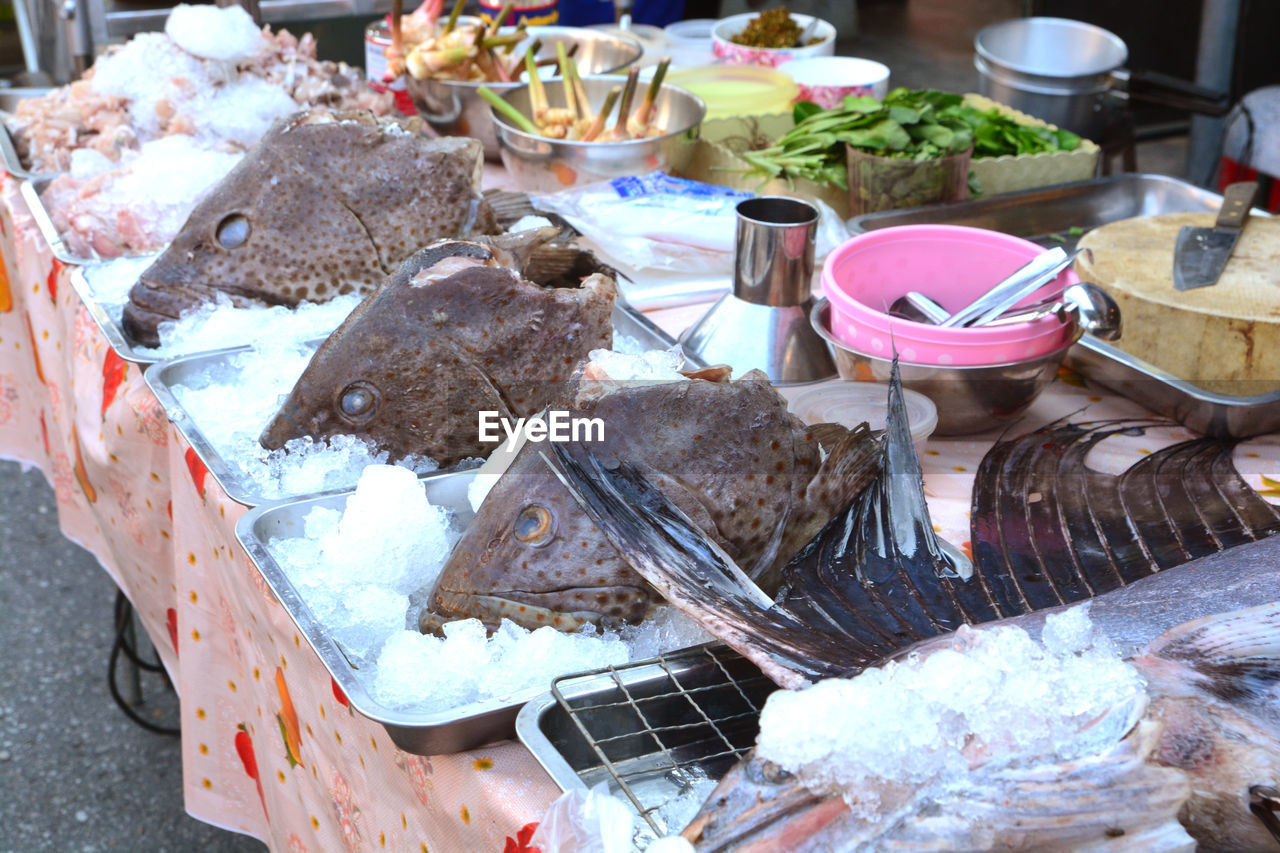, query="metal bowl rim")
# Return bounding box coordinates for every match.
[491,76,707,148]
[811,297,1083,371]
